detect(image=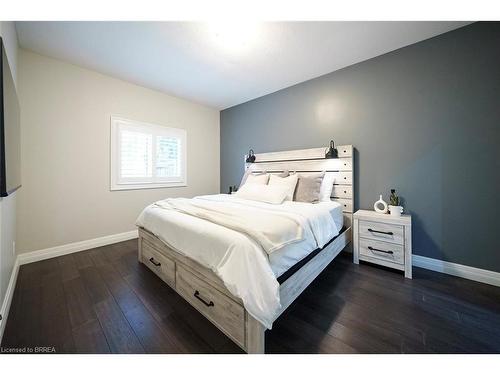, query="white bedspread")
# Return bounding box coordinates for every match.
[154,198,304,254]
[136,194,341,329]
